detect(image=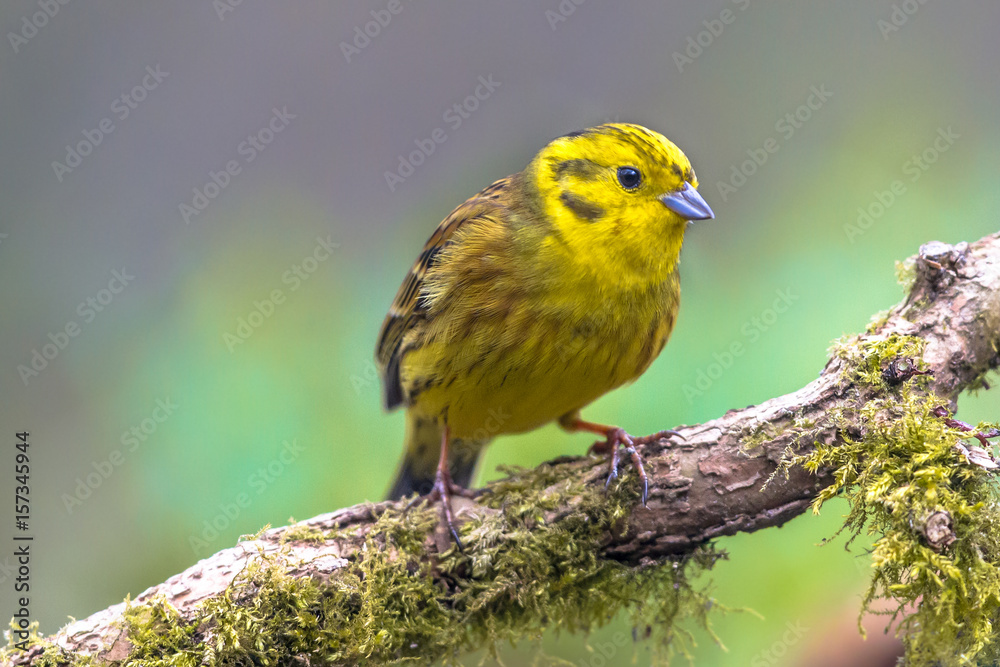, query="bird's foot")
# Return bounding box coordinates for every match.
[426,468,476,551]
[589,429,684,505]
